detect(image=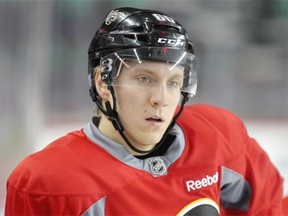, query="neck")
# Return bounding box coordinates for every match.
[98,115,156,155]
